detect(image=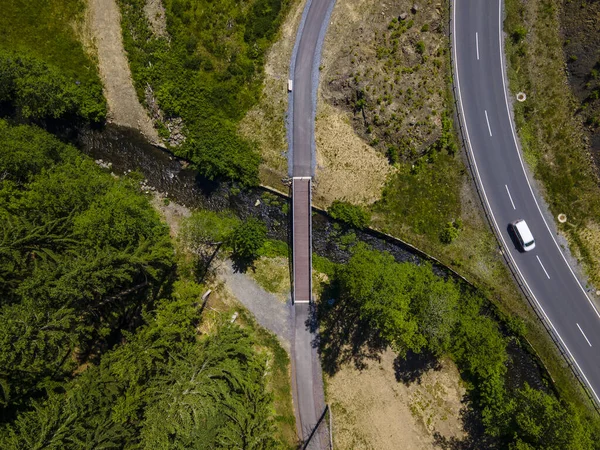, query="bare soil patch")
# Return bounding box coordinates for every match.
[327,349,465,450]
[320,0,447,159]
[88,0,160,143]
[144,0,168,38]
[150,194,191,238]
[562,0,600,159]
[239,0,307,191]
